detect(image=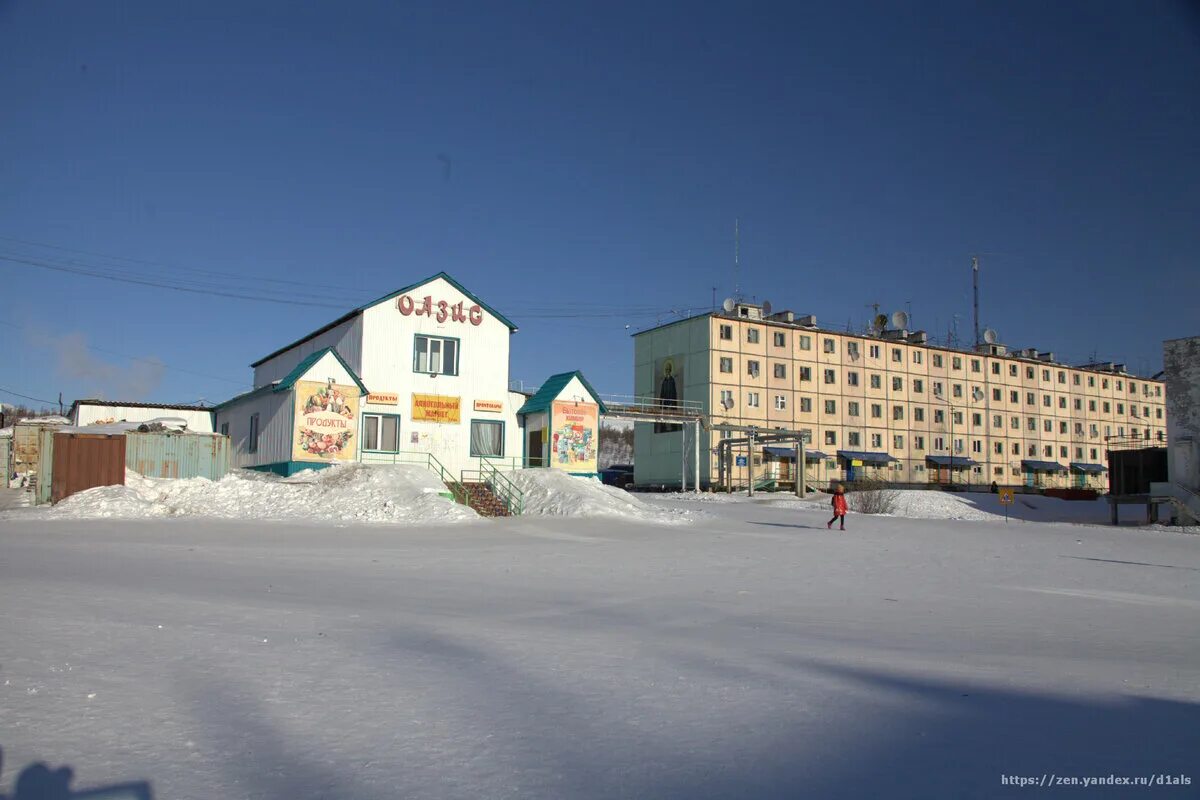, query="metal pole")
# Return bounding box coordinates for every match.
[747,431,755,497]
[680,424,687,493]
[795,439,806,498]
[694,420,700,493]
